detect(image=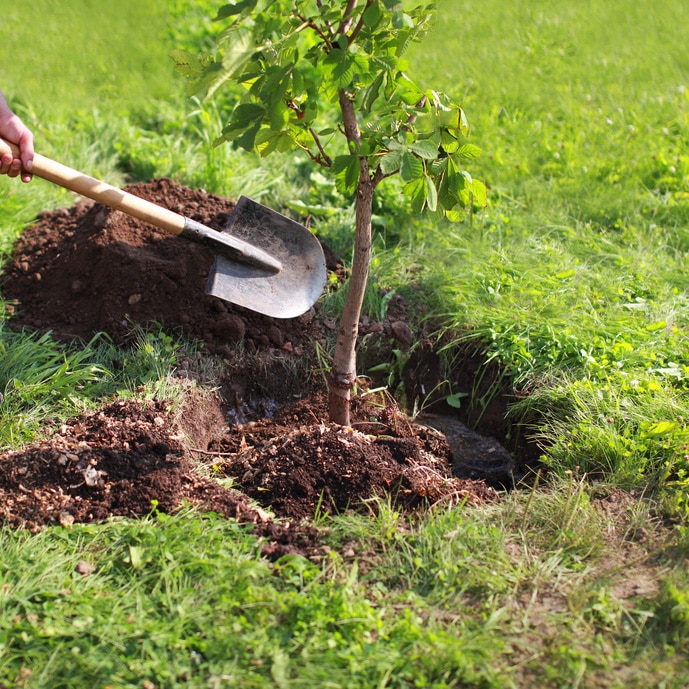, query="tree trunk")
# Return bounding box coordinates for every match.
[328,89,374,426]
[328,181,374,426]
